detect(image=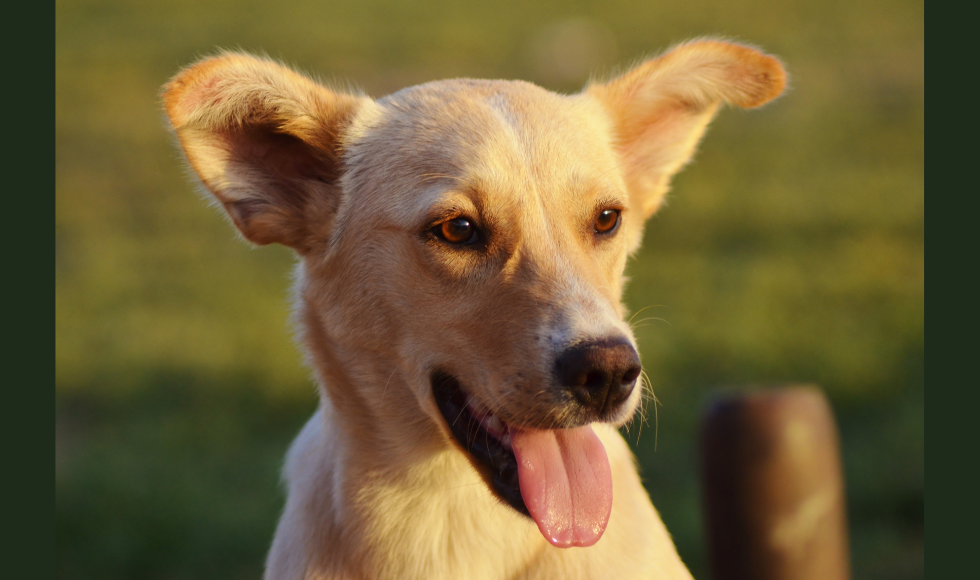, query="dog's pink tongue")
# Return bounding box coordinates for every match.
[510,425,612,548]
